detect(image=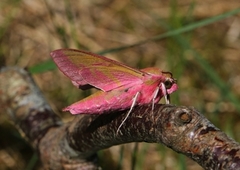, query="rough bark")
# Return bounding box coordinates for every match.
[0,67,240,170]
